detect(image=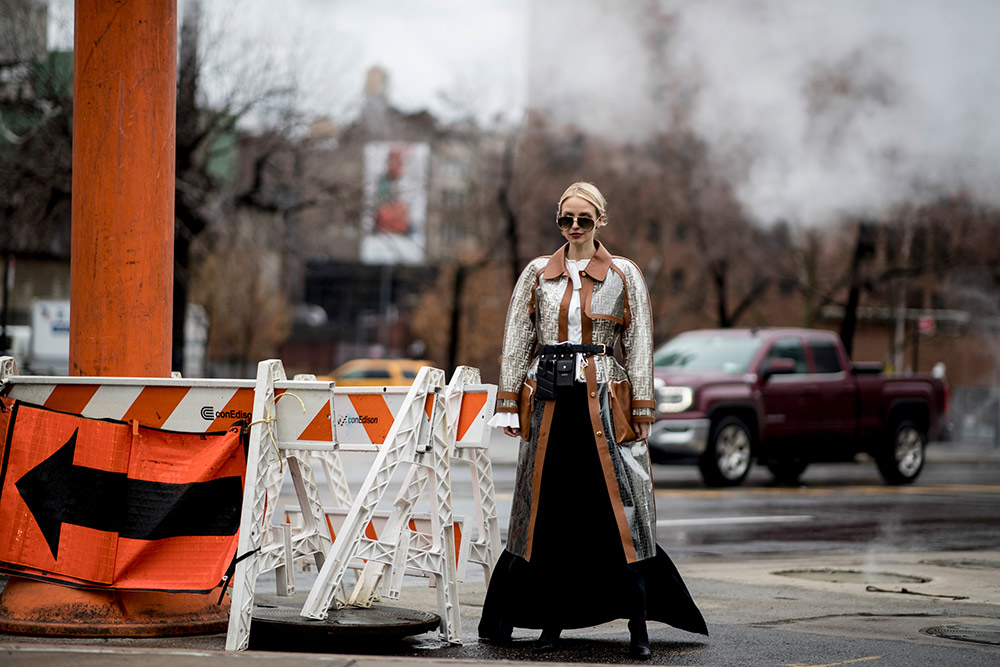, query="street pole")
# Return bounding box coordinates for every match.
[69,0,175,377]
